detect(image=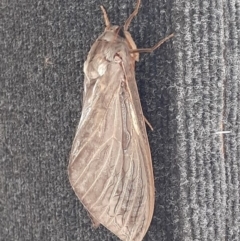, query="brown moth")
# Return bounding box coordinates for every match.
[68,0,173,240]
